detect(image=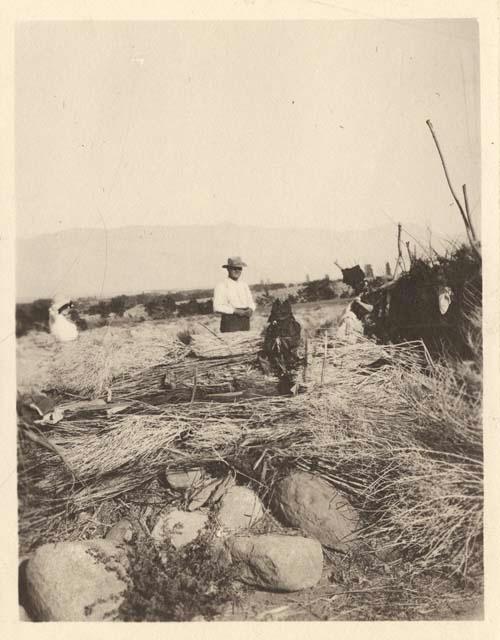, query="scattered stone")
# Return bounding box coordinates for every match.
[273,472,360,552]
[210,474,236,504]
[226,534,323,592]
[187,474,237,511]
[151,509,208,549]
[106,519,134,543]
[165,468,204,491]
[25,539,129,621]
[216,486,264,532]
[210,538,233,568]
[187,477,221,511]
